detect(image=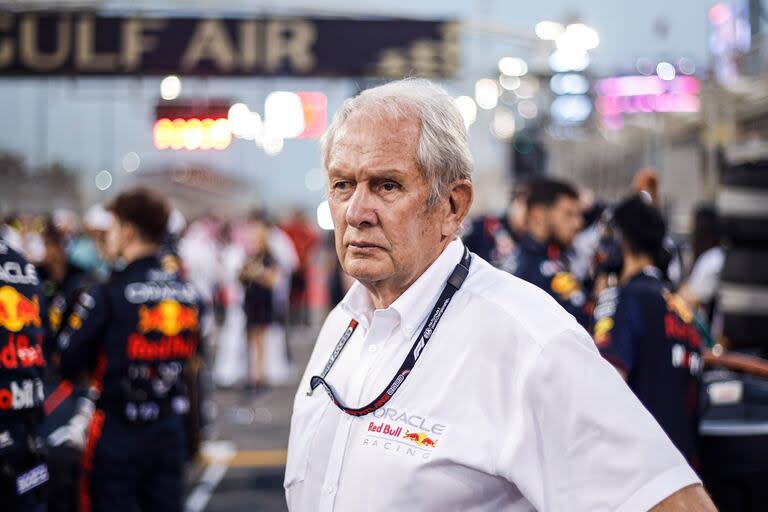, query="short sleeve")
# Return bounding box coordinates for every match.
[593,288,642,374]
[686,249,725,303]
[497,329,699,512]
